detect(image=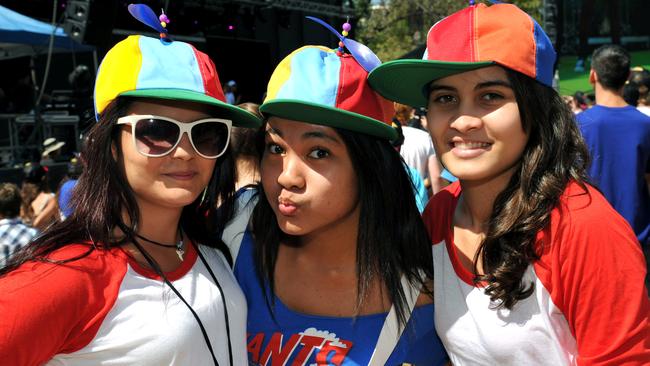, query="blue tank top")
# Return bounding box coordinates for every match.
[233,231,448,365]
